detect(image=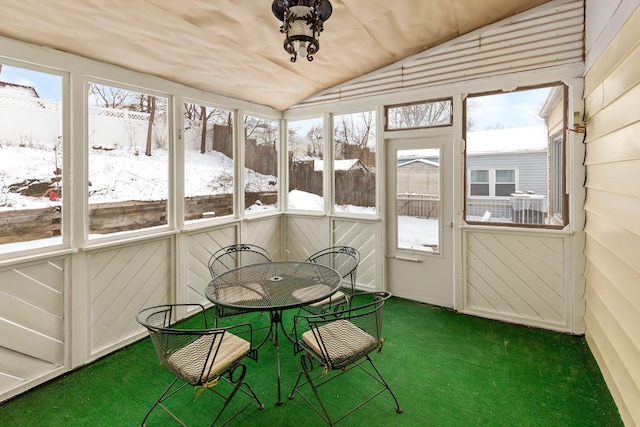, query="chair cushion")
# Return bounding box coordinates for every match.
[291,284,332,303]
[166,332,250,384]
[217,282,264,304]
[302,319,378,366]
[308,290,346,307]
